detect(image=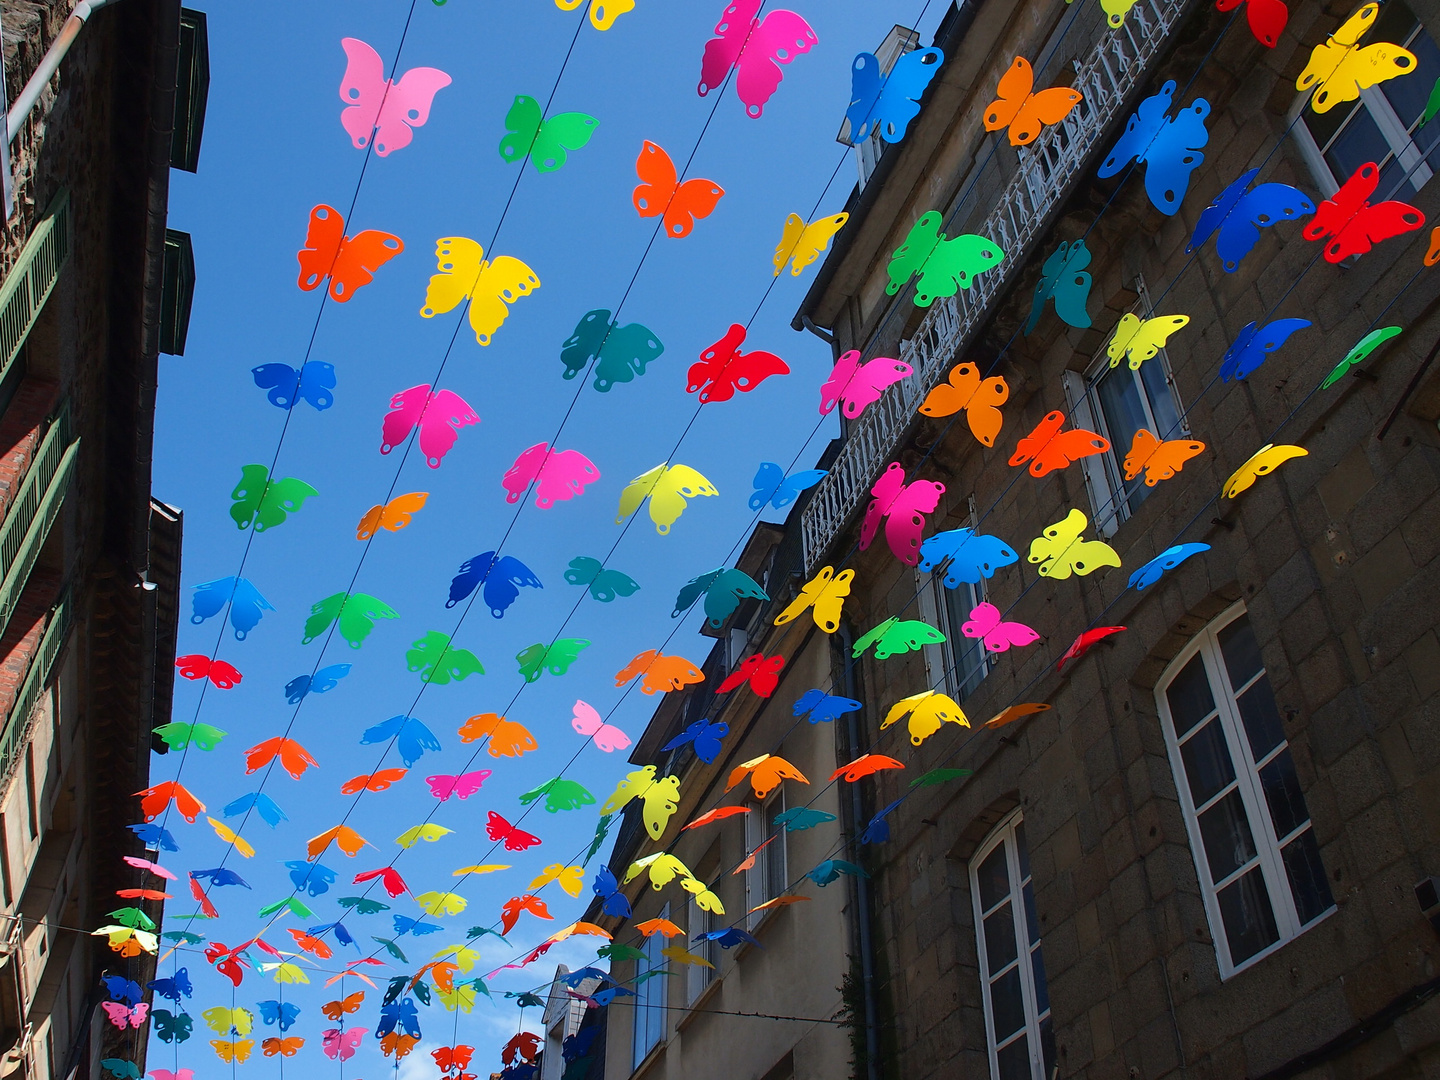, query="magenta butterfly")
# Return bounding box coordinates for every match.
[698,0,818,118]
[339,39,451,156]
[961,602,1040,652]
[322,1028,367,1061]
[570,700,631,753]
[860,462,945,566]
[502,443,602,508]
[380,385,479,469]
[122,855,175,879]
[819,350,912,419]
[102,1002,149,1029]
[149,1071,194,1080]
[424,771,492,801]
